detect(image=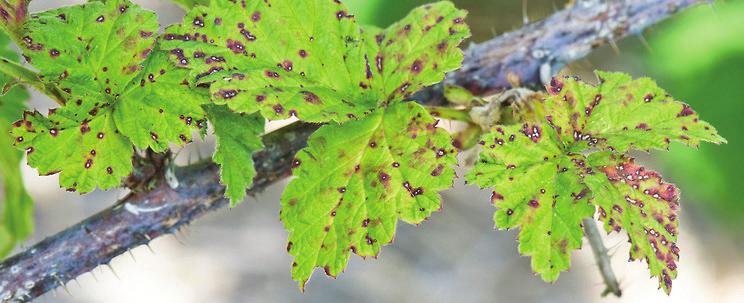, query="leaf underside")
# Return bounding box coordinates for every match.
[468,71,724,293]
